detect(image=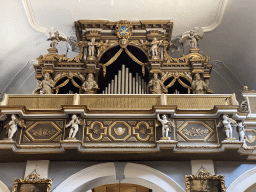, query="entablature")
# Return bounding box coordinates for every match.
[0,93,255,162]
